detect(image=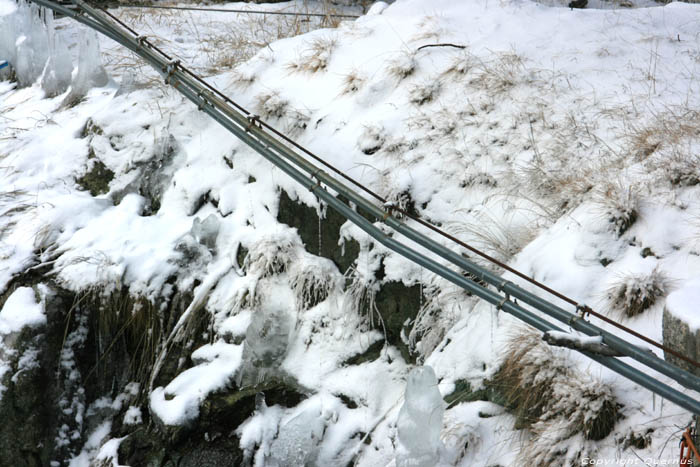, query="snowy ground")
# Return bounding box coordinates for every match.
[2,0,700,465]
